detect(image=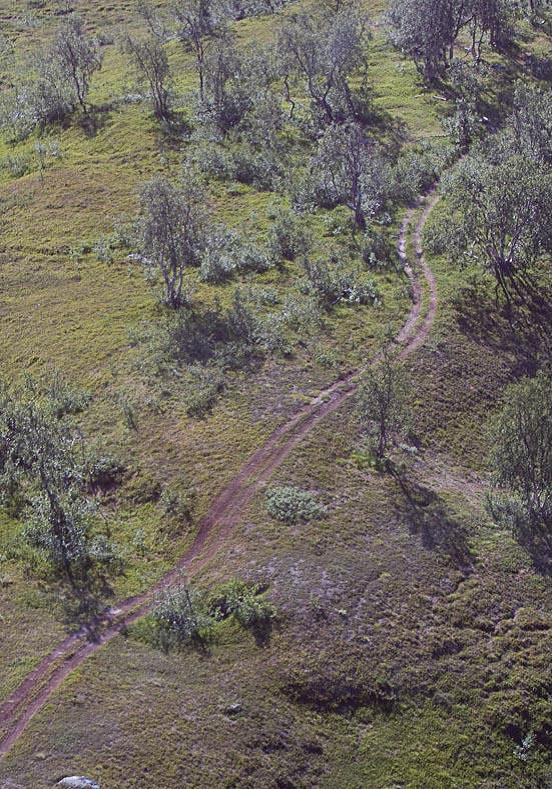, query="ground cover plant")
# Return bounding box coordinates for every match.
[0,0,550,786]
